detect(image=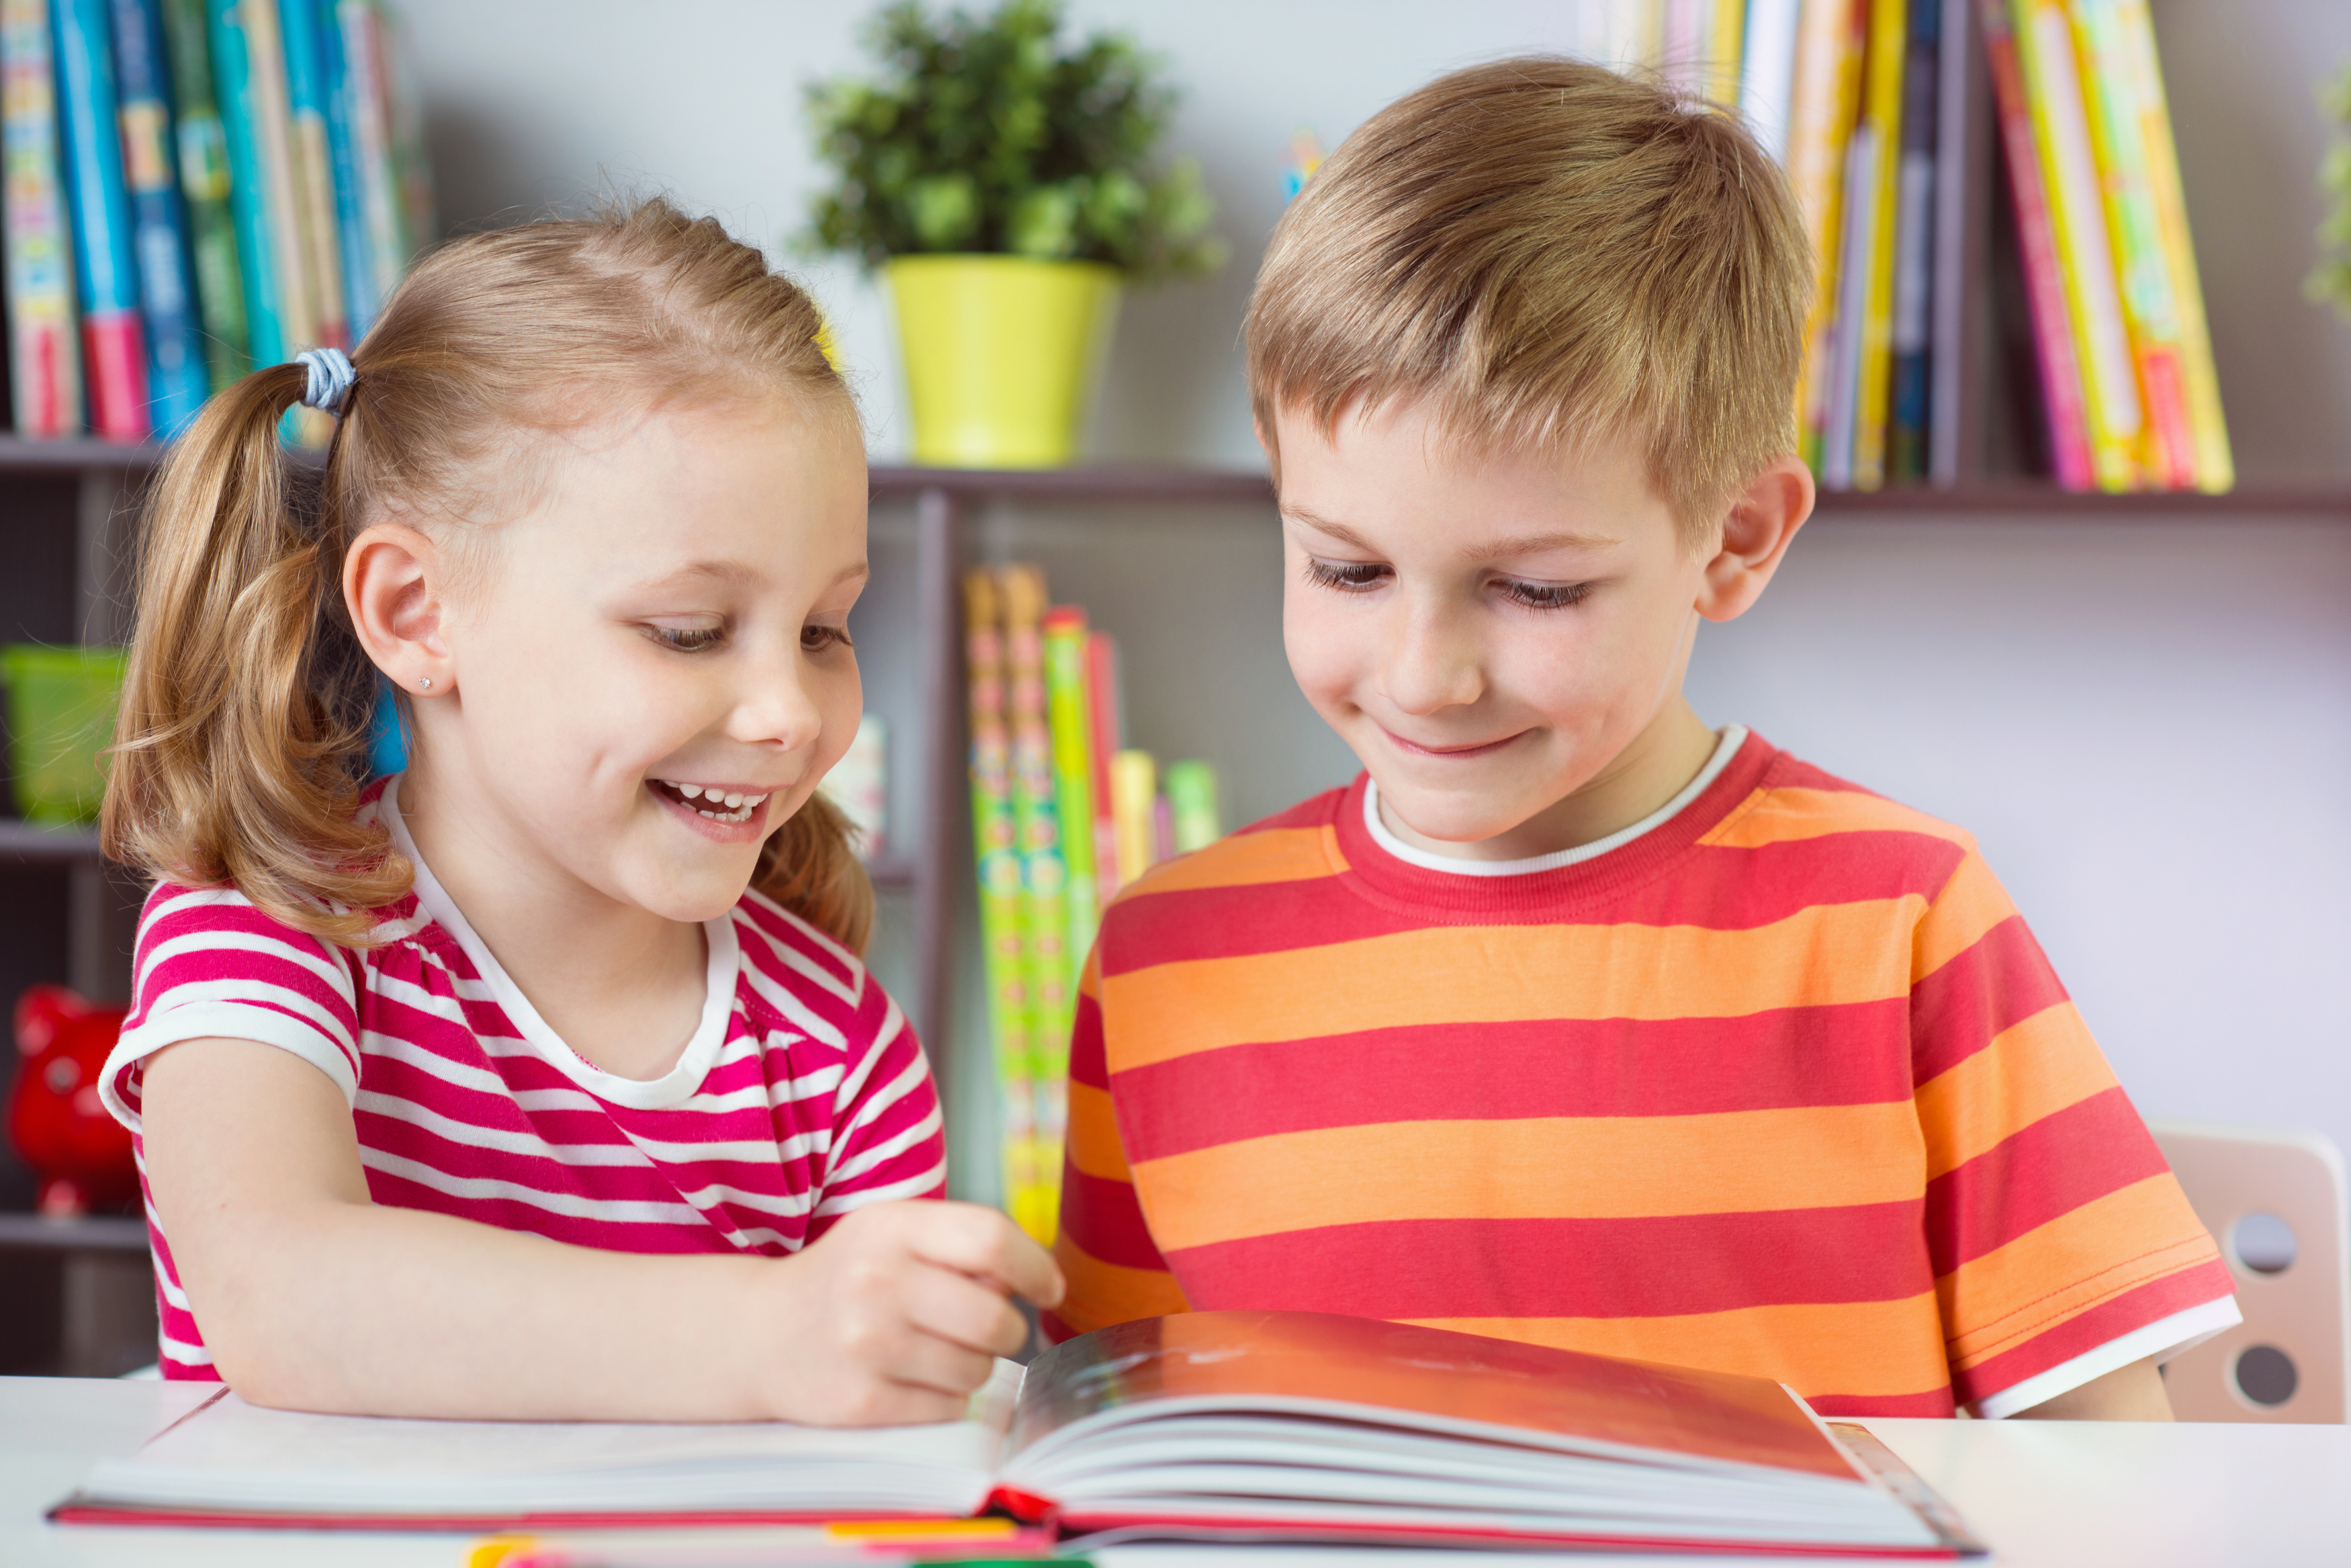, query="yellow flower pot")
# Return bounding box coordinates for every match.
[888,255,1121,468]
